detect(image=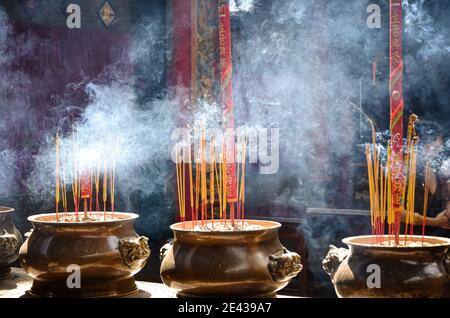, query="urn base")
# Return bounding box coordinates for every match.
[177,291,277,298]
[0,266,12,280]
[28,277,139,298]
